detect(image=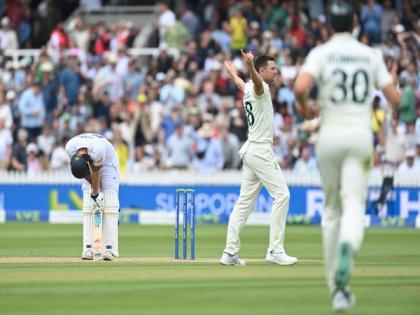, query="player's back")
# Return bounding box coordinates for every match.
[66,133,118,166]
[303,33,392,132]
